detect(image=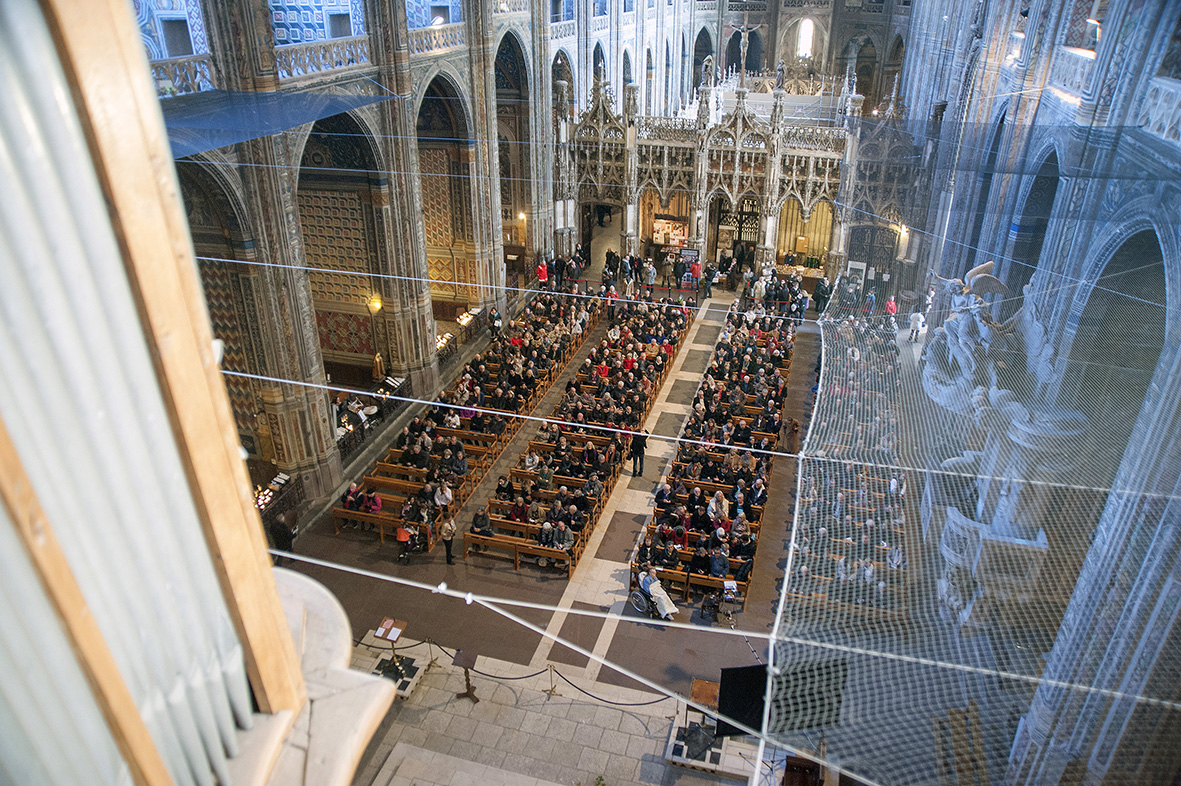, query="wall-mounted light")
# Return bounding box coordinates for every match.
[518,212,526,221]
[367,294,383,314]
